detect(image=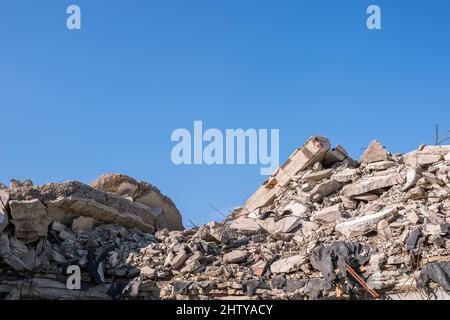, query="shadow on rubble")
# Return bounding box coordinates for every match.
[0,220,161,300]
